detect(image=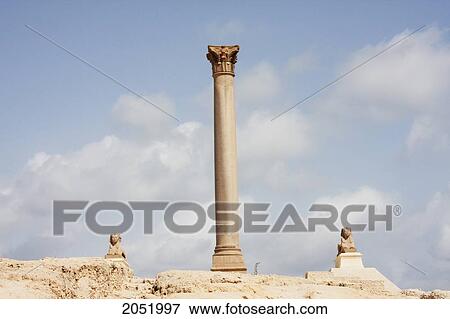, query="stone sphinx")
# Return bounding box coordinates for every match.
[105,233,126,259]
[337,227,356,255]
